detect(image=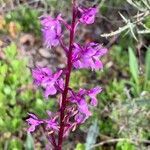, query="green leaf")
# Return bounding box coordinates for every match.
[116,140,135,150]
[25,133,34,150]
[4,43,17,59]
[145,48,150,80]
[3,86,11,95]
[10,98,16,105]
[75,143,85,150]
[11,118,21,131]
[8,139,23,150]
[0,92,5,103]
[85,120,99,150]
[0,64,8,75]
[11,60,21,70]
[128,47,139,83]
